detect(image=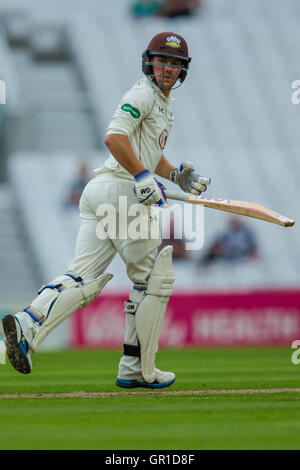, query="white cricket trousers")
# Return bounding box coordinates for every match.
[68,172,161,283]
